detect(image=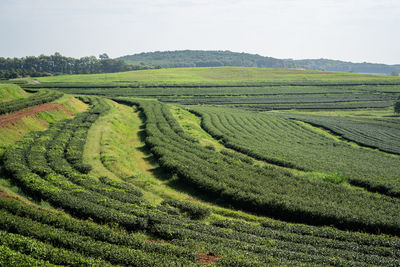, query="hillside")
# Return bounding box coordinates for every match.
[1,68,400,265]
[118,50,400,75]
